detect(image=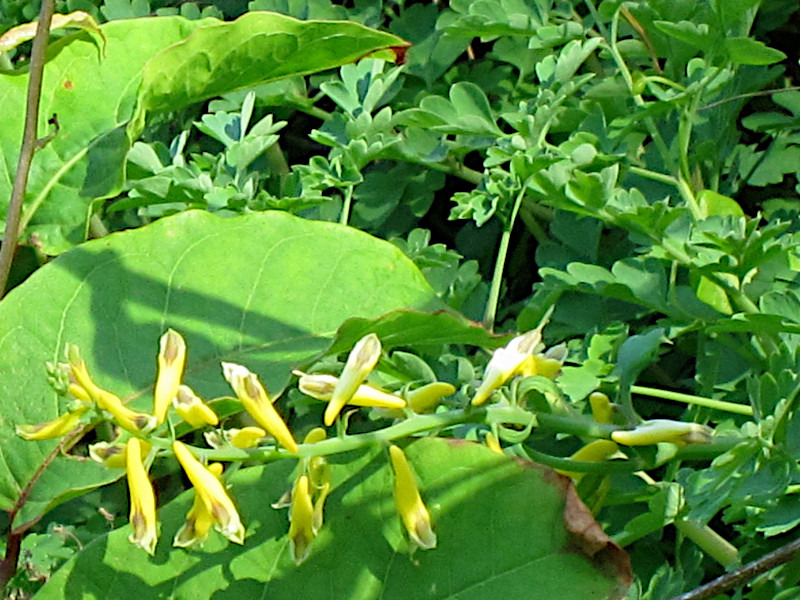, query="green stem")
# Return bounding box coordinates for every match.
[339,184,354,226]
[675,518,740,568]
[630,385,753,416]
[0,0,55,299]
[483,184,528,330]
[627,166,681,187]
